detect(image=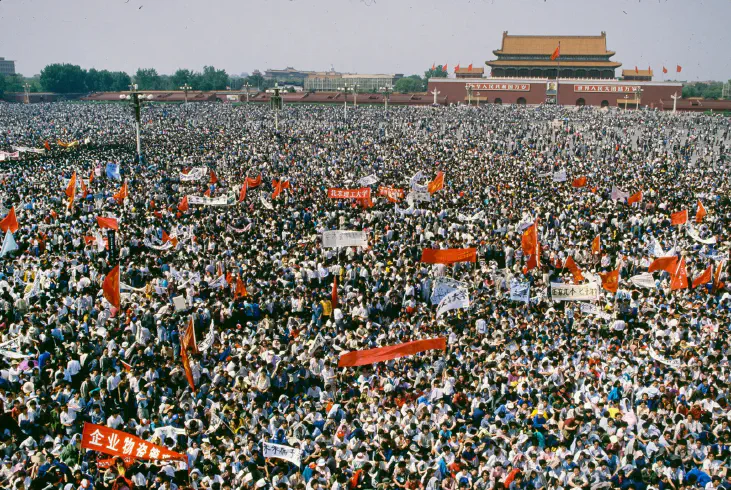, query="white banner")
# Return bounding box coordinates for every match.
[12,146,45,154]
[143,239,173,251]
[550,282,600,301]
[552,170,567,182]
[406,191,431,204]
[509,279,530,303]
[172,295,187,312]
[430,277,467,305]
[458,210,485,222]
[187,195,230,207]
[687,225,717,245]
[610,186,630,201]
[209,275,227,289]
[436,288,470,317]
[179,167,207,182]
[645,236,664,258]
[580,302,611,320]
[259,194,274,210]
[263,442,302,467]
[227,223,252,234]
[648,347,682,371]
[0,348,32,359]
[321,230,368,249]
[630,273,657,289]
[357,174,378,186]
[153,426,187,441]
[395,205,416,216]
[410,171,425,189]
